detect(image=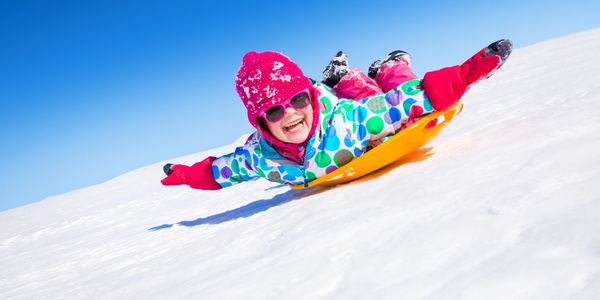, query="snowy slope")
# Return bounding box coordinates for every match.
[2,29,600,300]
